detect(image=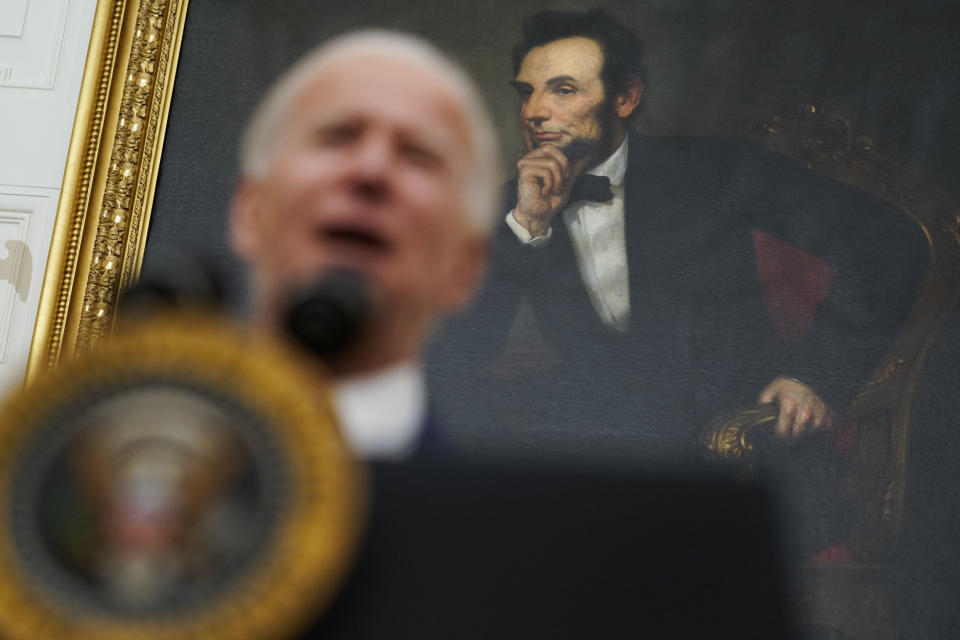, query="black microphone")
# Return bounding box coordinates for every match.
[282,269,373,360]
